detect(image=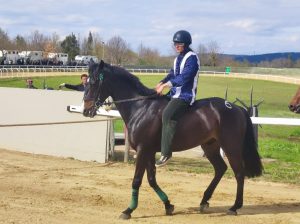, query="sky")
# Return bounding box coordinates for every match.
[1,0,300,56]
